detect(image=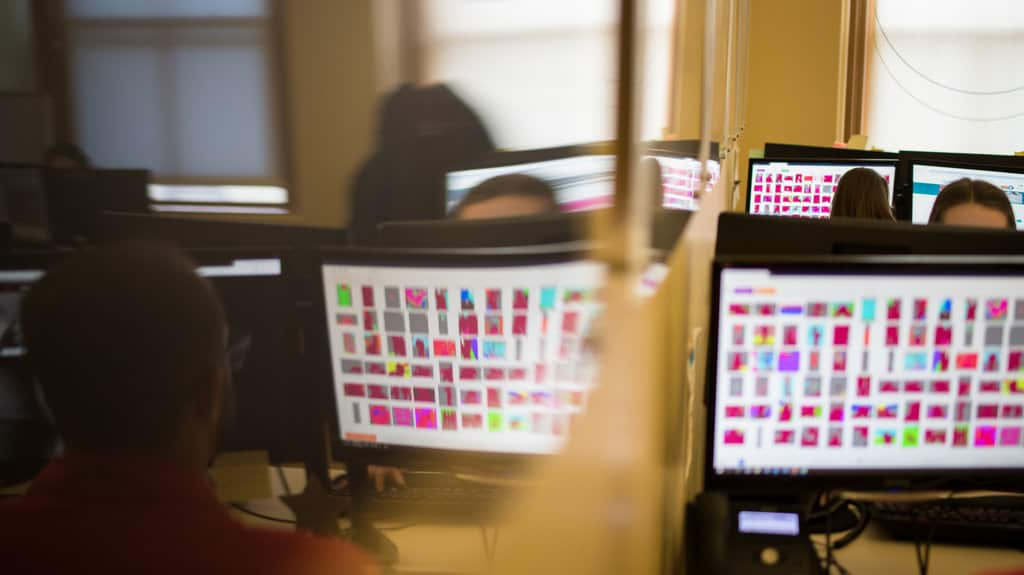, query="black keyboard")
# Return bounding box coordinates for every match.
[871,496,1024,548]
[359,472,506,523]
